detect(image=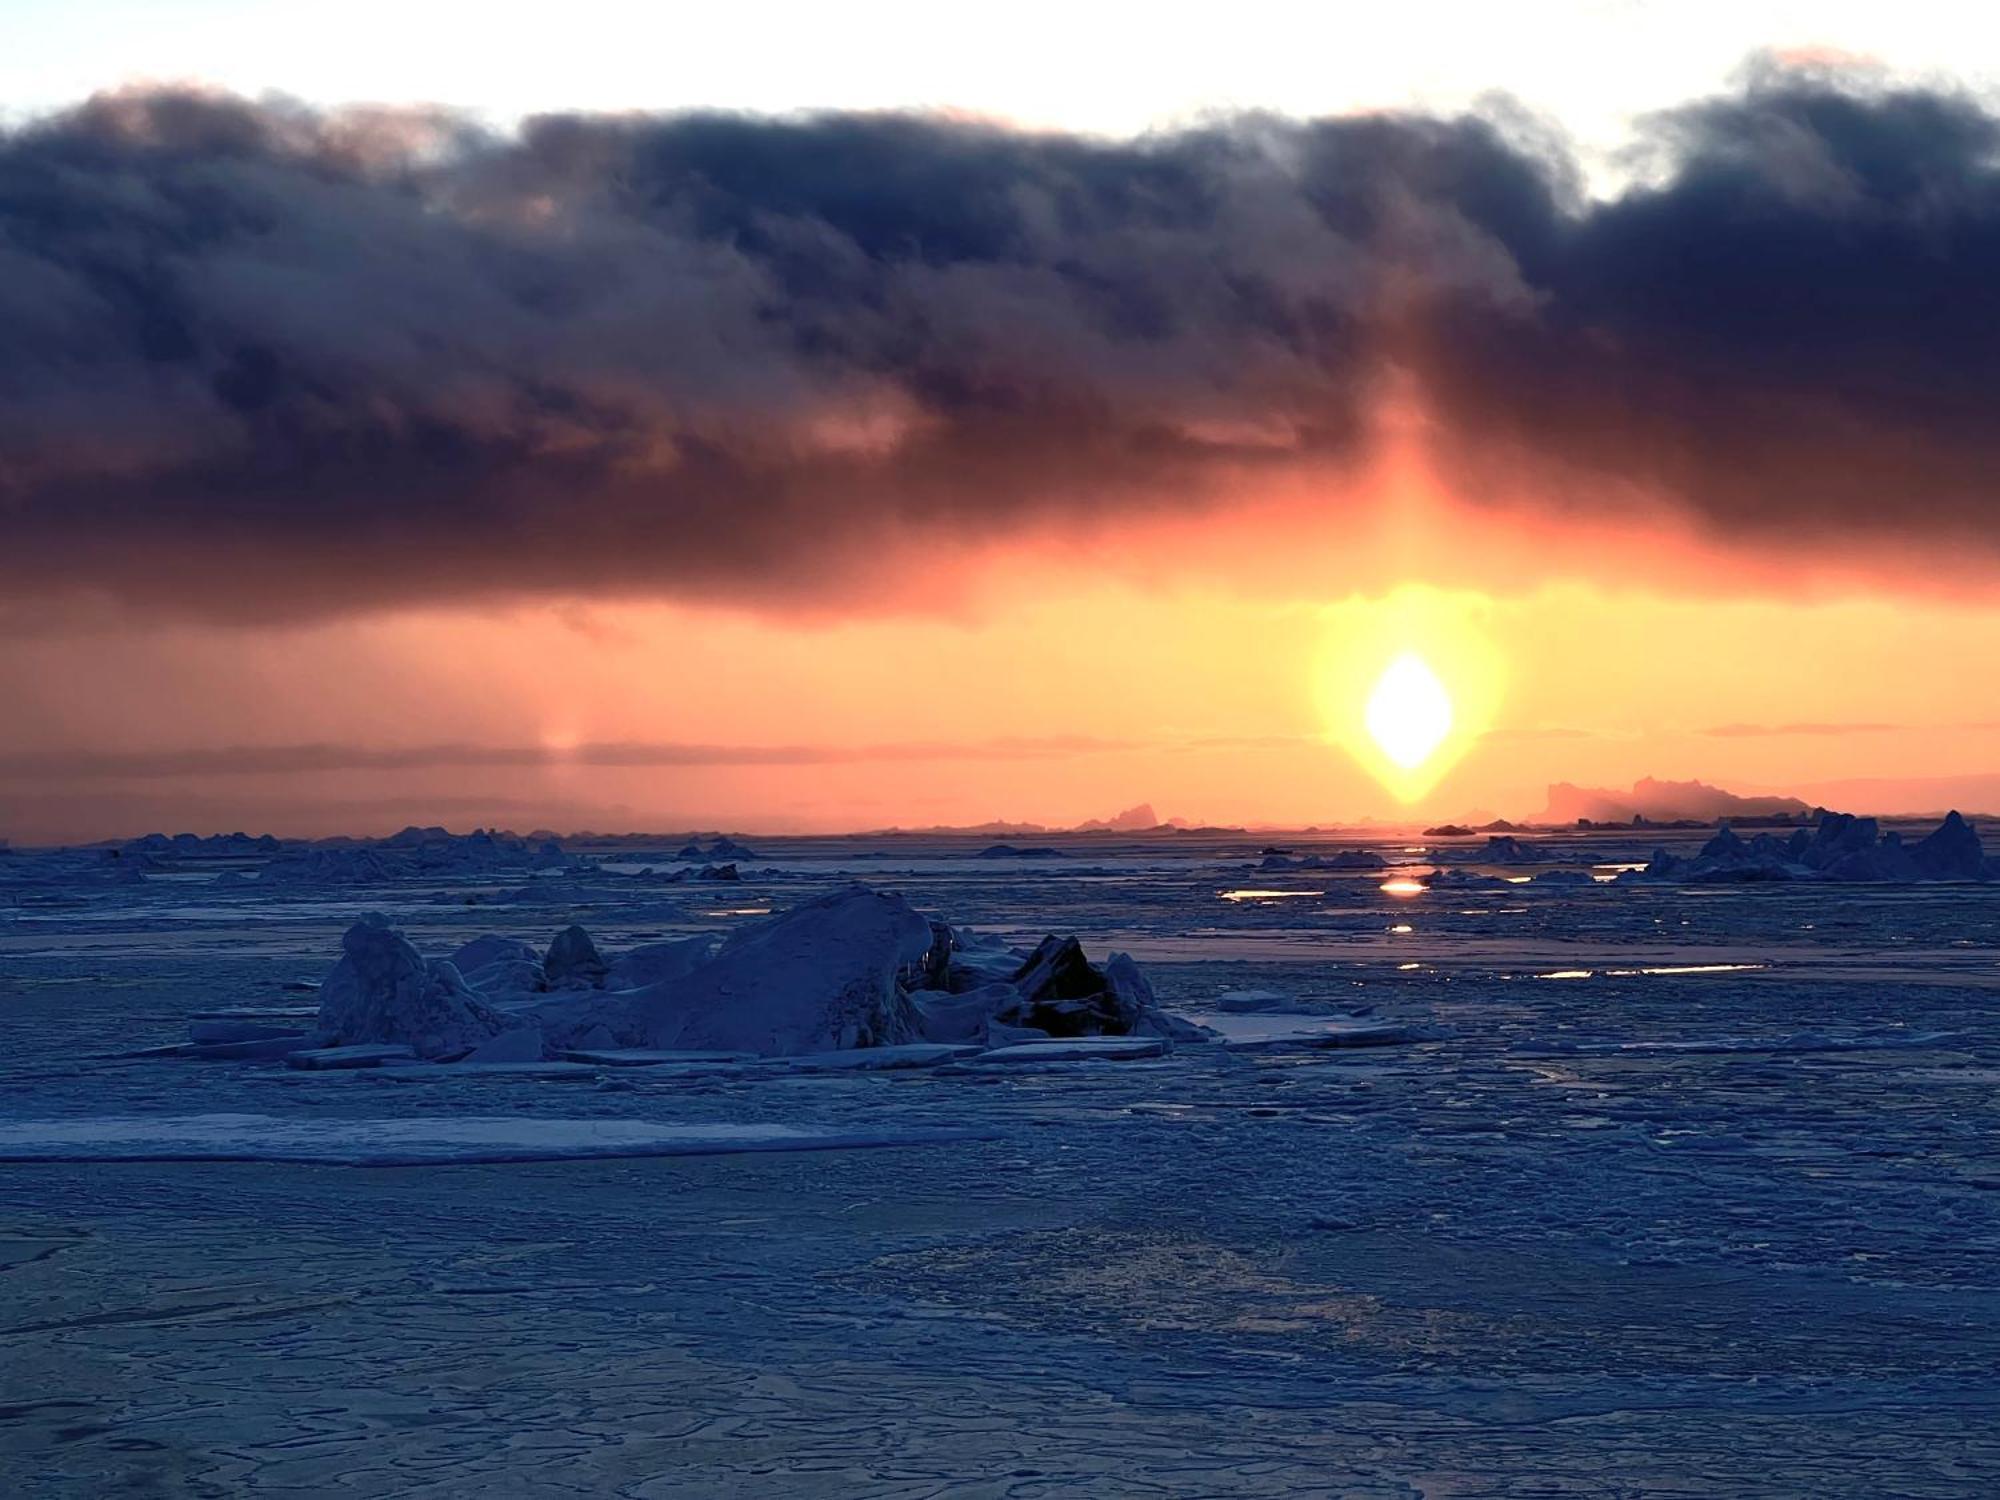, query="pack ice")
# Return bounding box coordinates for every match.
[284,884,1190,1064]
